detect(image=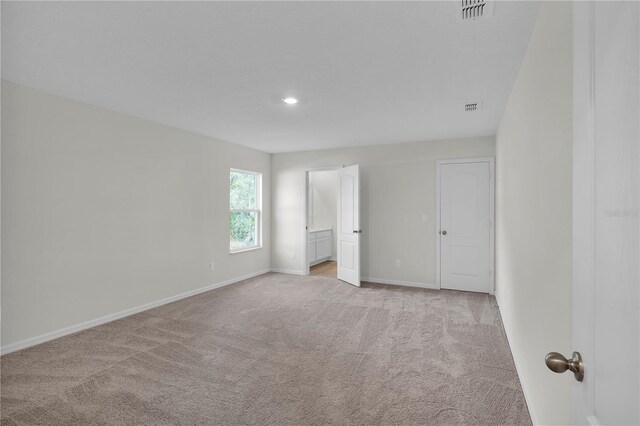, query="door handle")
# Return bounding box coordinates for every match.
[545,351,584,382]
[440,230,447,236]
[353,230,362,234]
